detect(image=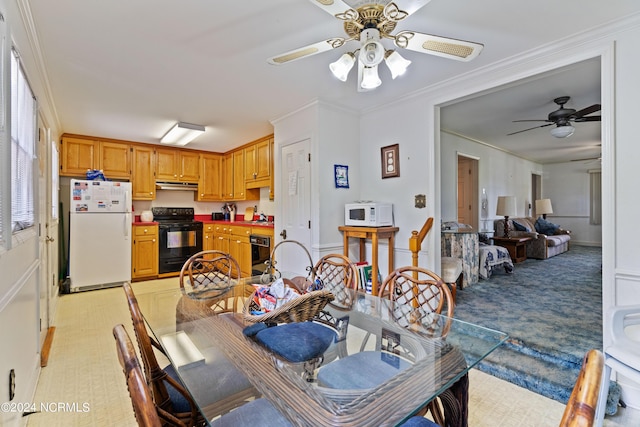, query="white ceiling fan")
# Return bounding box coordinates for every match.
[267,0,484,91]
